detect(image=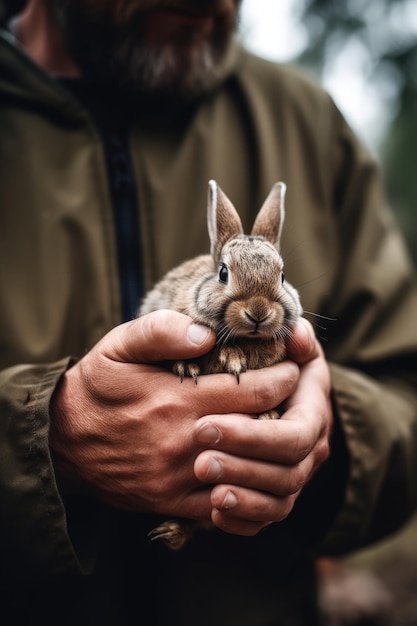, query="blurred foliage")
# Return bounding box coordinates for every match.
[295,0,417,261]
